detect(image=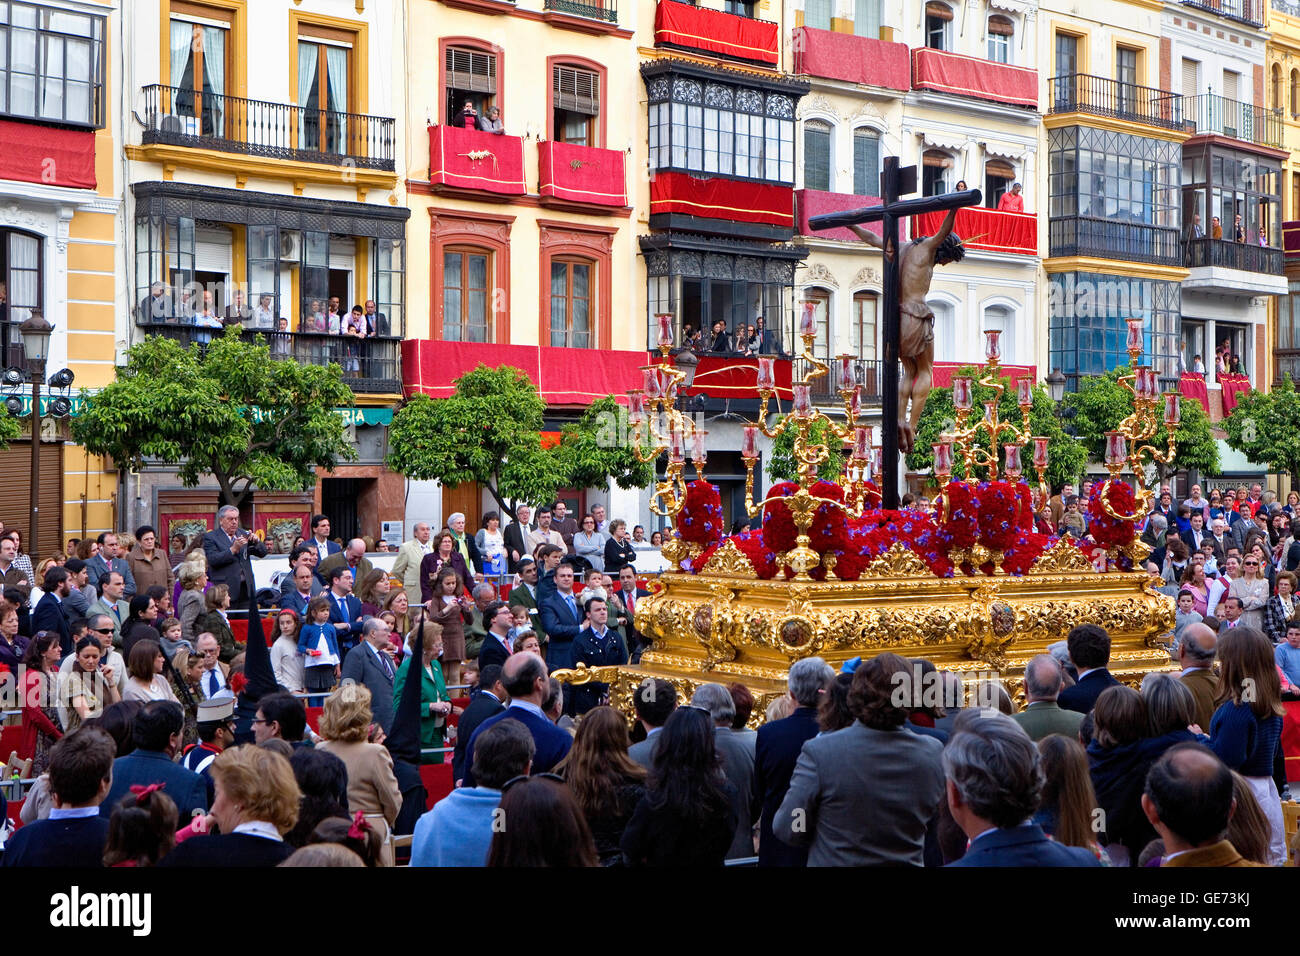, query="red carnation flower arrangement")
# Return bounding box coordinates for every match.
[936,480,978,552]
[761,481,801,553]
[677,480,725,546]
[1087,479,1138,551]
[1002,532,1054,576]
[975,480,1021,553]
